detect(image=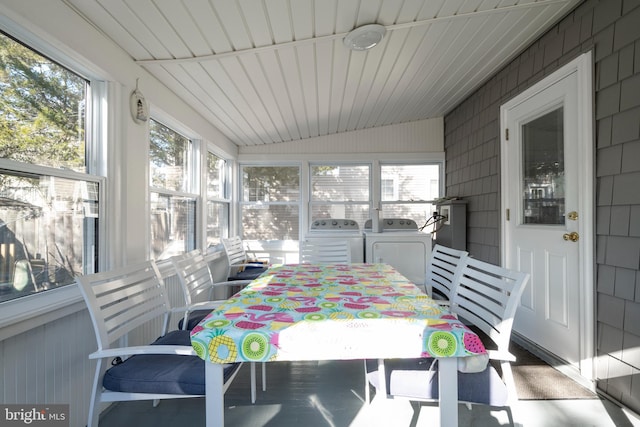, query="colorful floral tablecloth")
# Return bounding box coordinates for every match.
[190,263,486,364]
